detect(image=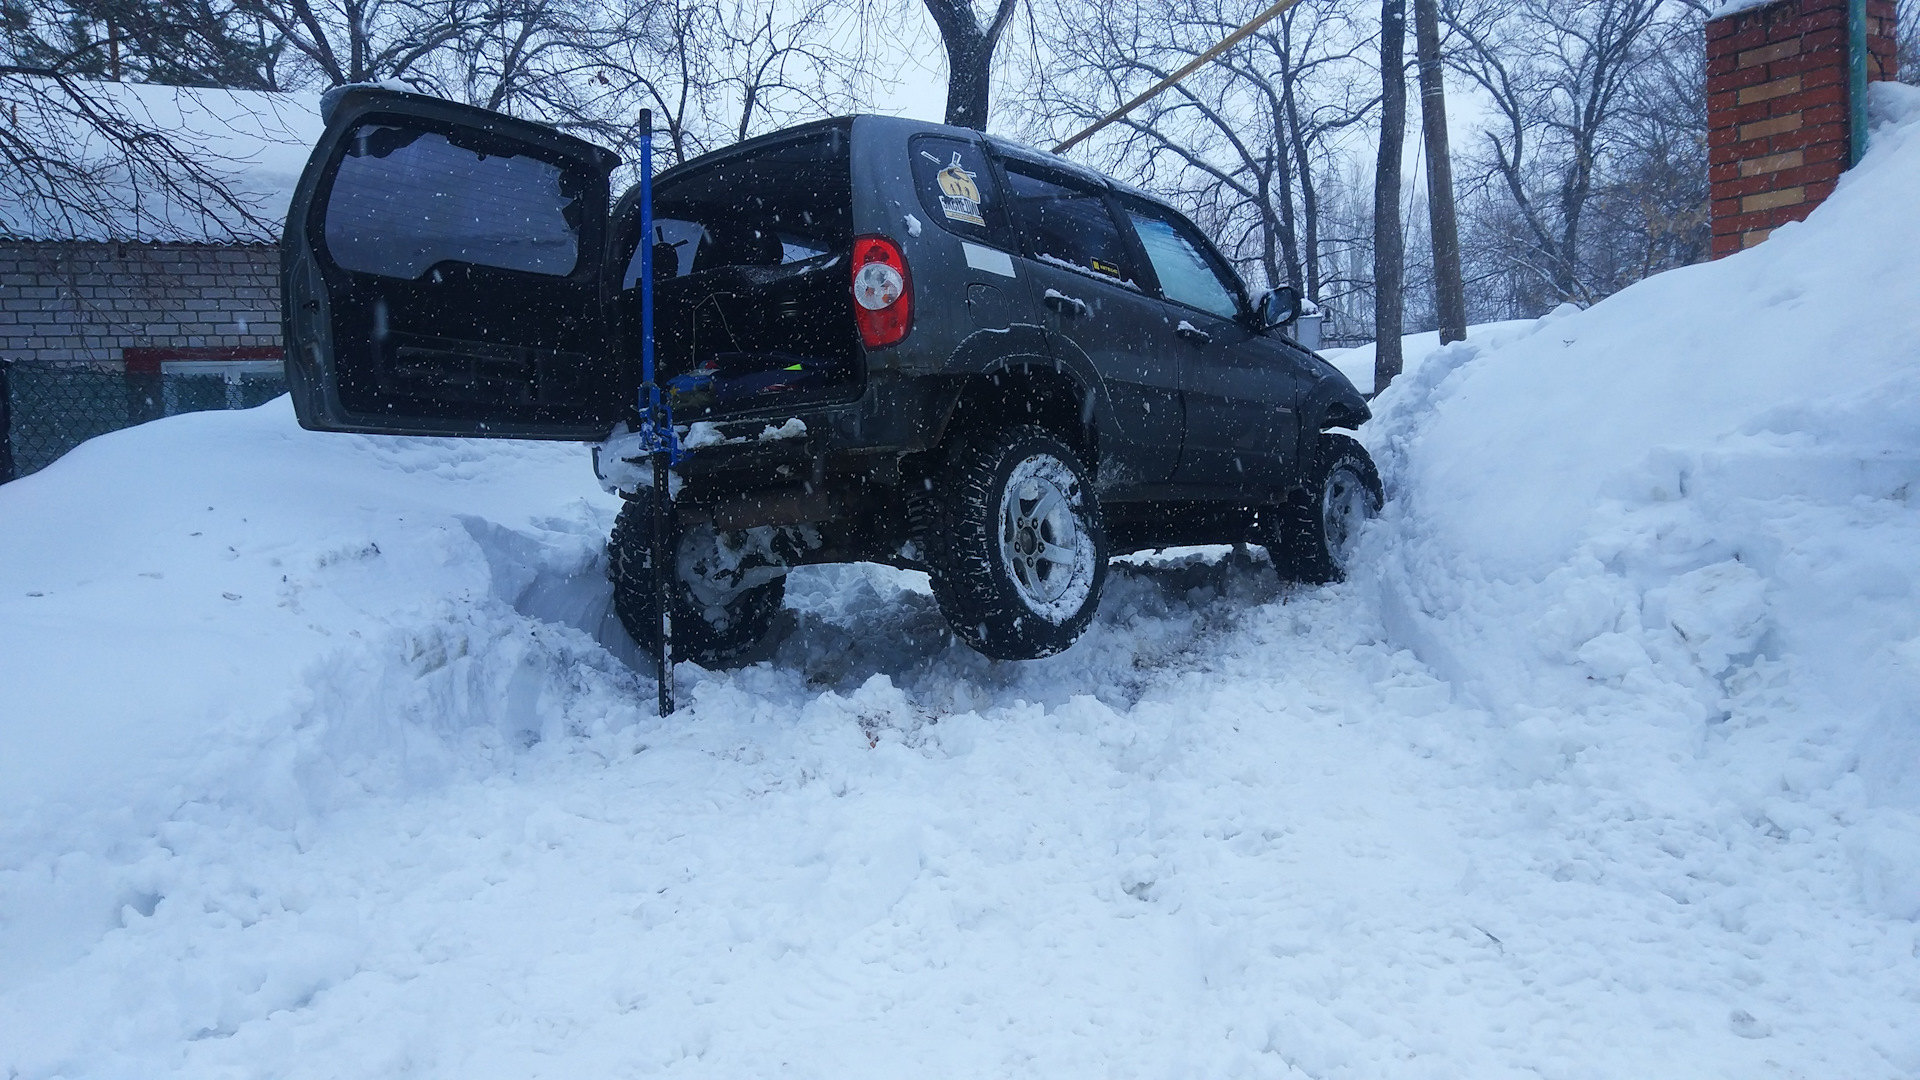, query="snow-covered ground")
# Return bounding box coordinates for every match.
[4,85,1919,1080]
